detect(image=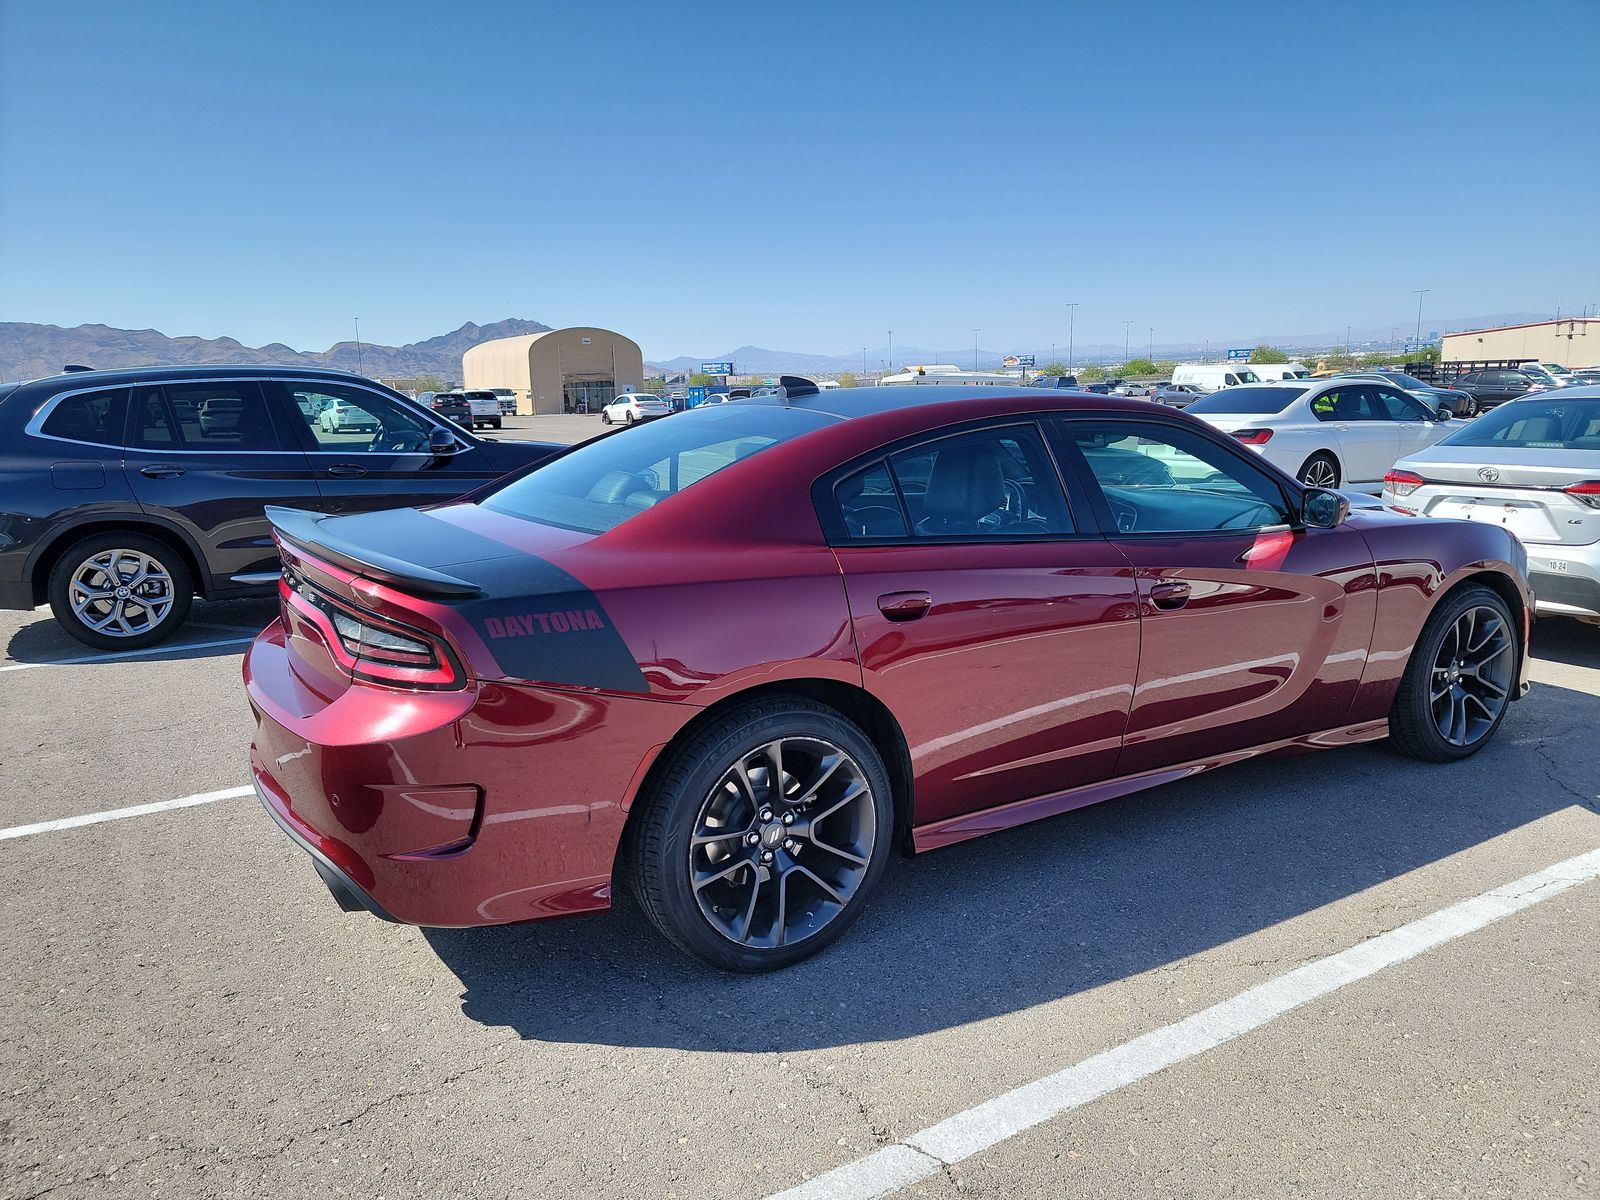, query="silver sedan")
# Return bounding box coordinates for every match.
[1382,386,1600,620]
[1186,379,1456,492]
